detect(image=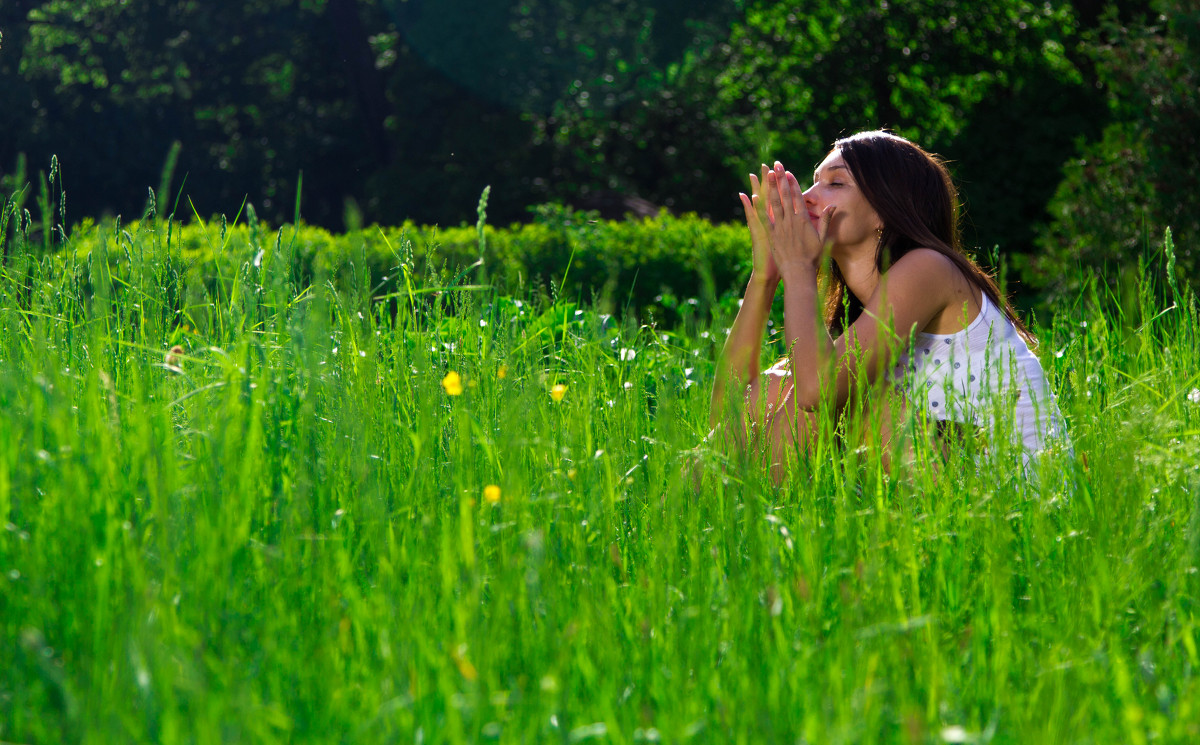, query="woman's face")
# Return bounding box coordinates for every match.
[802,150,883,254]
